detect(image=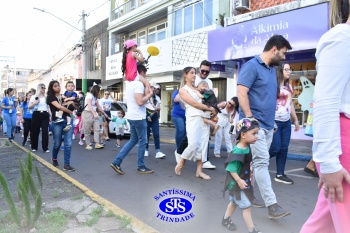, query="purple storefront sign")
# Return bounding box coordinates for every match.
[208,3,329,62]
